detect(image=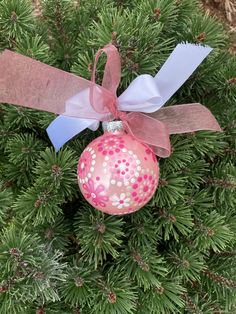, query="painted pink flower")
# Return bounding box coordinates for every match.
[78,151,92,179]
[103,151,141,187]
[111,193,131,209]
[82,179,108,207]
[96,134,125,156]
[109,153,140,181]
[131,173,157,205]
[77,147,96,184]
